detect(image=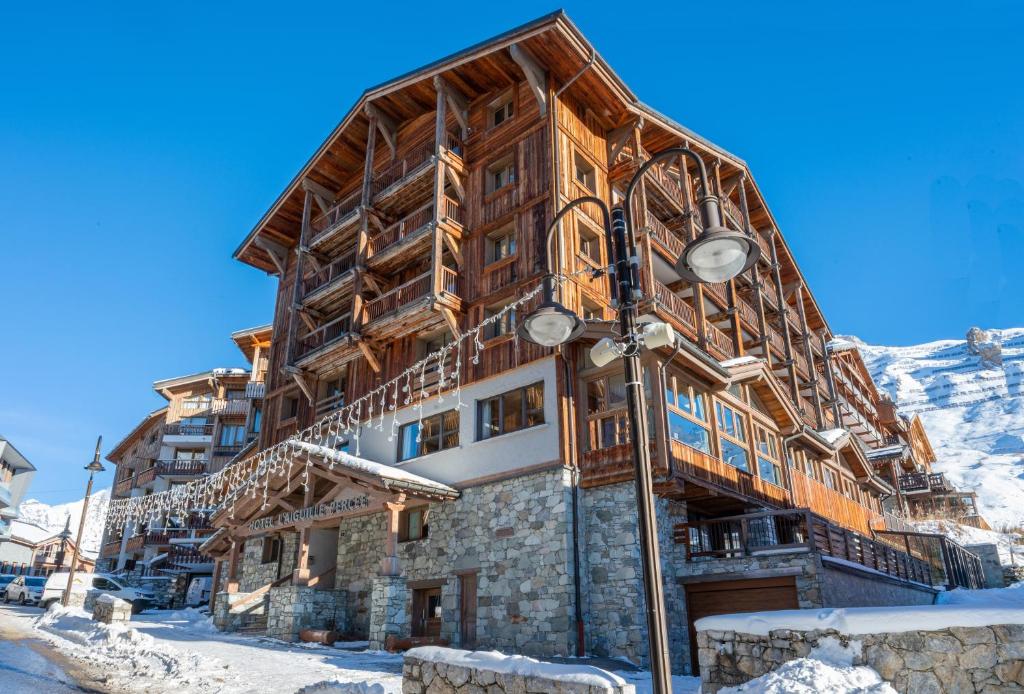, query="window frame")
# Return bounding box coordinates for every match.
[573,150,597,192]
[399,507,429,542]
[483,303,516,341]
[397,409,460,462]
[485,156,516,195]
[714,398,751,473]
[487,91,515,130]
[476,382,545,441]
[485,224,517,265]
[753,422,784,488]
